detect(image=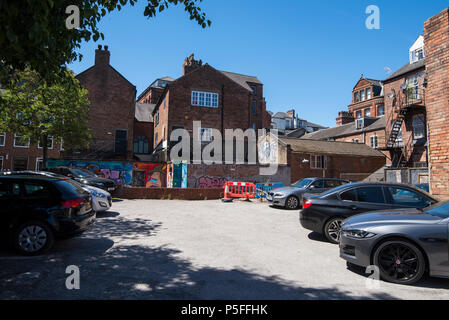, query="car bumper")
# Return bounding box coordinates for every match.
[55,211,96,238]
[92,196,111,212]
[299,209,325,233]
[339,233,374,268]
[267,194,289,206]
